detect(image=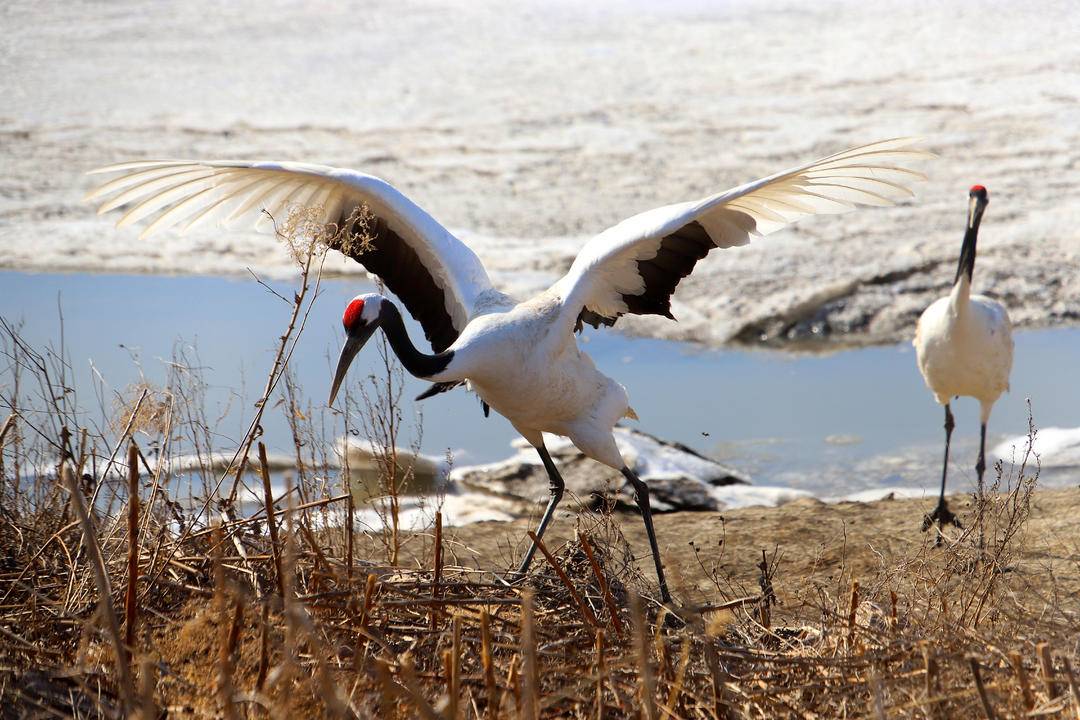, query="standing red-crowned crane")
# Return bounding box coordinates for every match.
[88,139,931,604]
[914,185,1013,544]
